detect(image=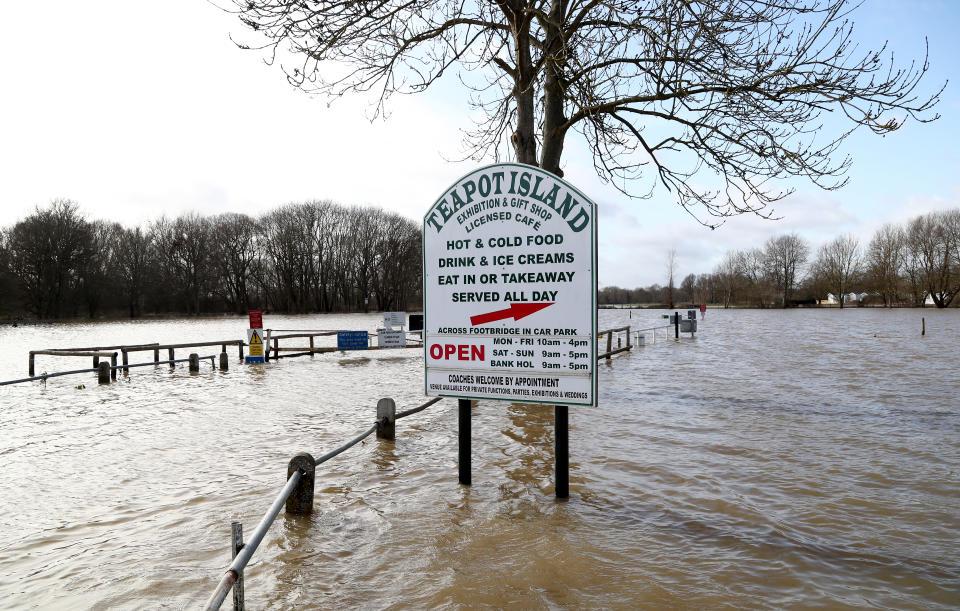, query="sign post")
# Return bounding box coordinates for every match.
[246,310,265,364]
[423,163,597,497]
